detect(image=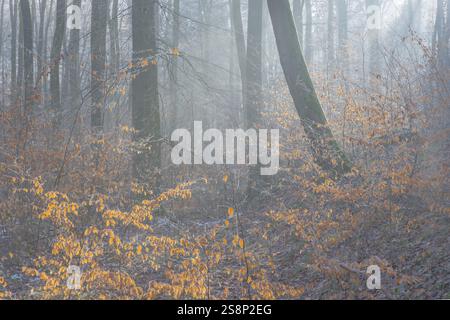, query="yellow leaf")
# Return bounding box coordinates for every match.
[228,207,234,218]
[239,239,245,249]
[171,47,180,56]
[223,175,229,183]
[141,58,149,67]
[225,220,230,228]
[137,245,142,255]
[232,235,239,247]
